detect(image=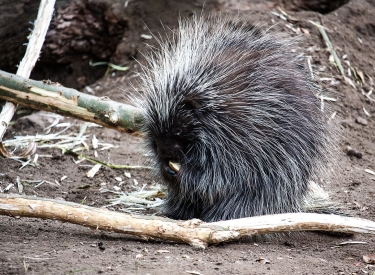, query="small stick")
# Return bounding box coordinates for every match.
[65,149,152,169]
[1,194,375,249]
[0,0,56,142]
